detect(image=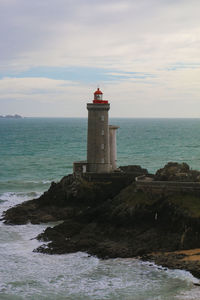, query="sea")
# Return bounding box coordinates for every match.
[1,117,200,300]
